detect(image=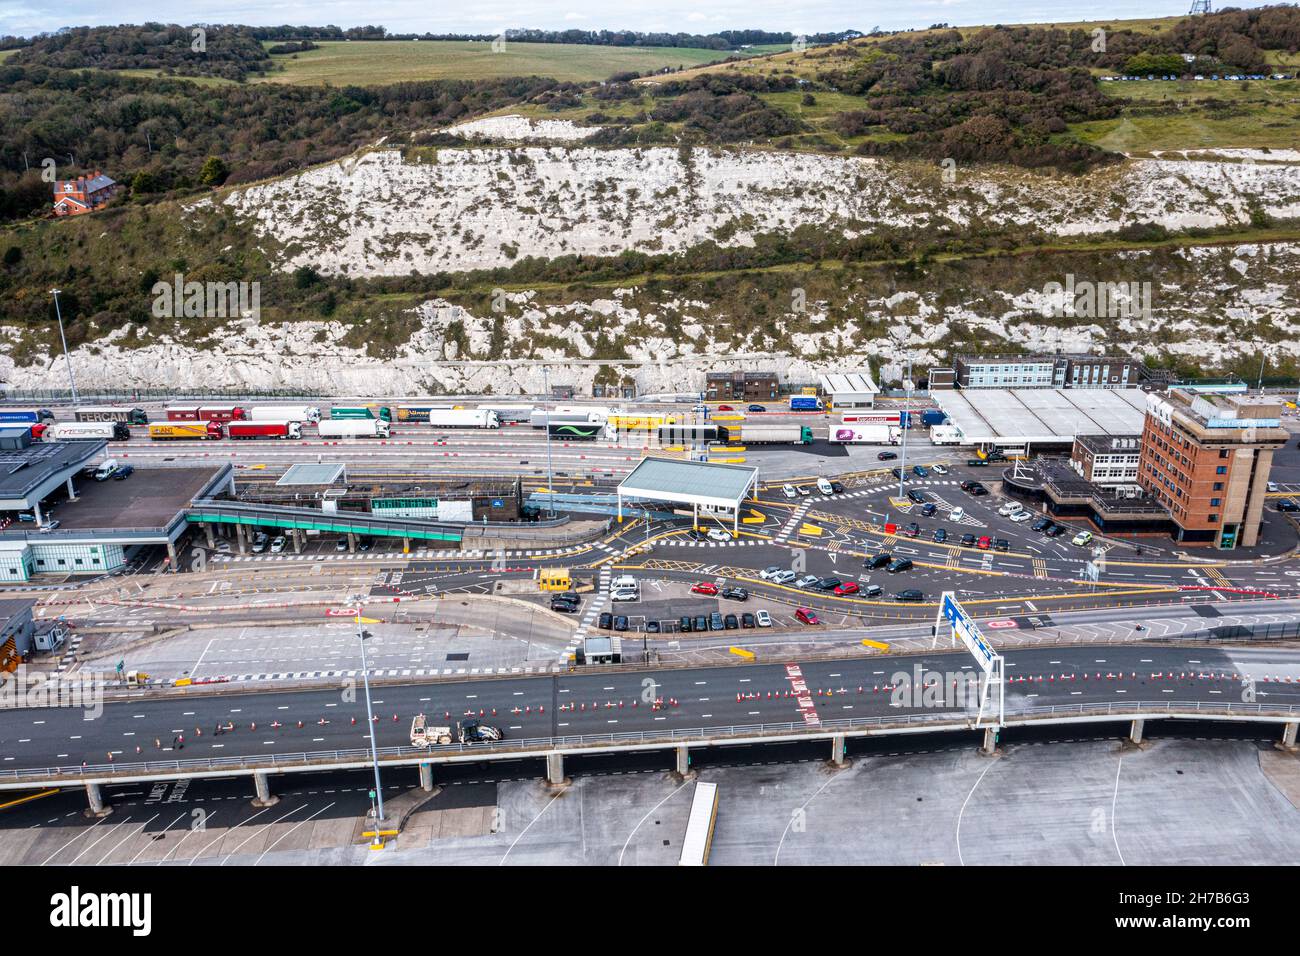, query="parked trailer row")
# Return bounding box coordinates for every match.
[148,422,223,440]
[40,421,131,441]
[317,419,391,439]
[0,408,55,424]
[330,405,392,422]
[227,420,302,440]
[716,424,813,445]
[74,406,148,424]
[166,404,248,423]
